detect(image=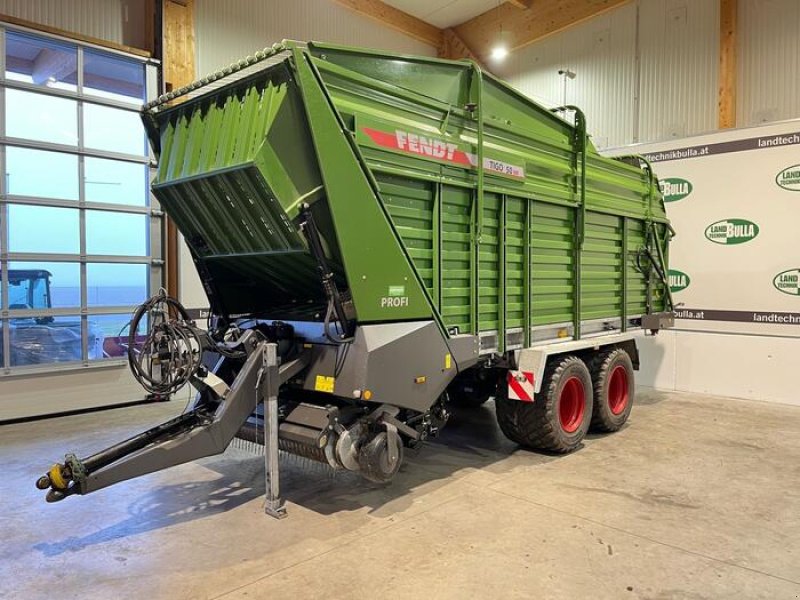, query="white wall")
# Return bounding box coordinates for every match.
[609,120,800,407]
[638,330,798,406]
[0,368,146,421]
[497,0,799,150]
[0,0,124,43]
